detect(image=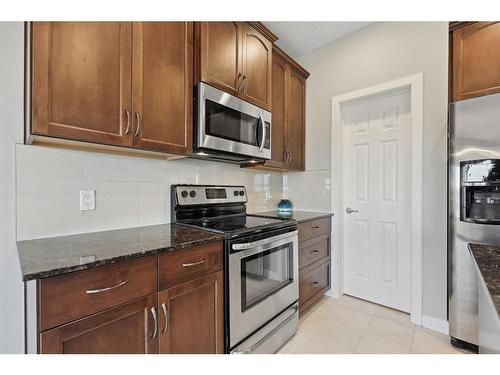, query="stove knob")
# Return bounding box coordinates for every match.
[239,190,245,196]
[189,190,197,198]
[181,190,188,198]
[233,191,239,196]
